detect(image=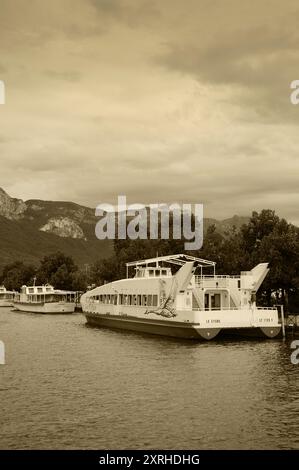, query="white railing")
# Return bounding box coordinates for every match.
[191,307,239,311]
[194,276,232,288]
[256,307,277,310]
[195,275,240,279]
[191,306,278,312]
